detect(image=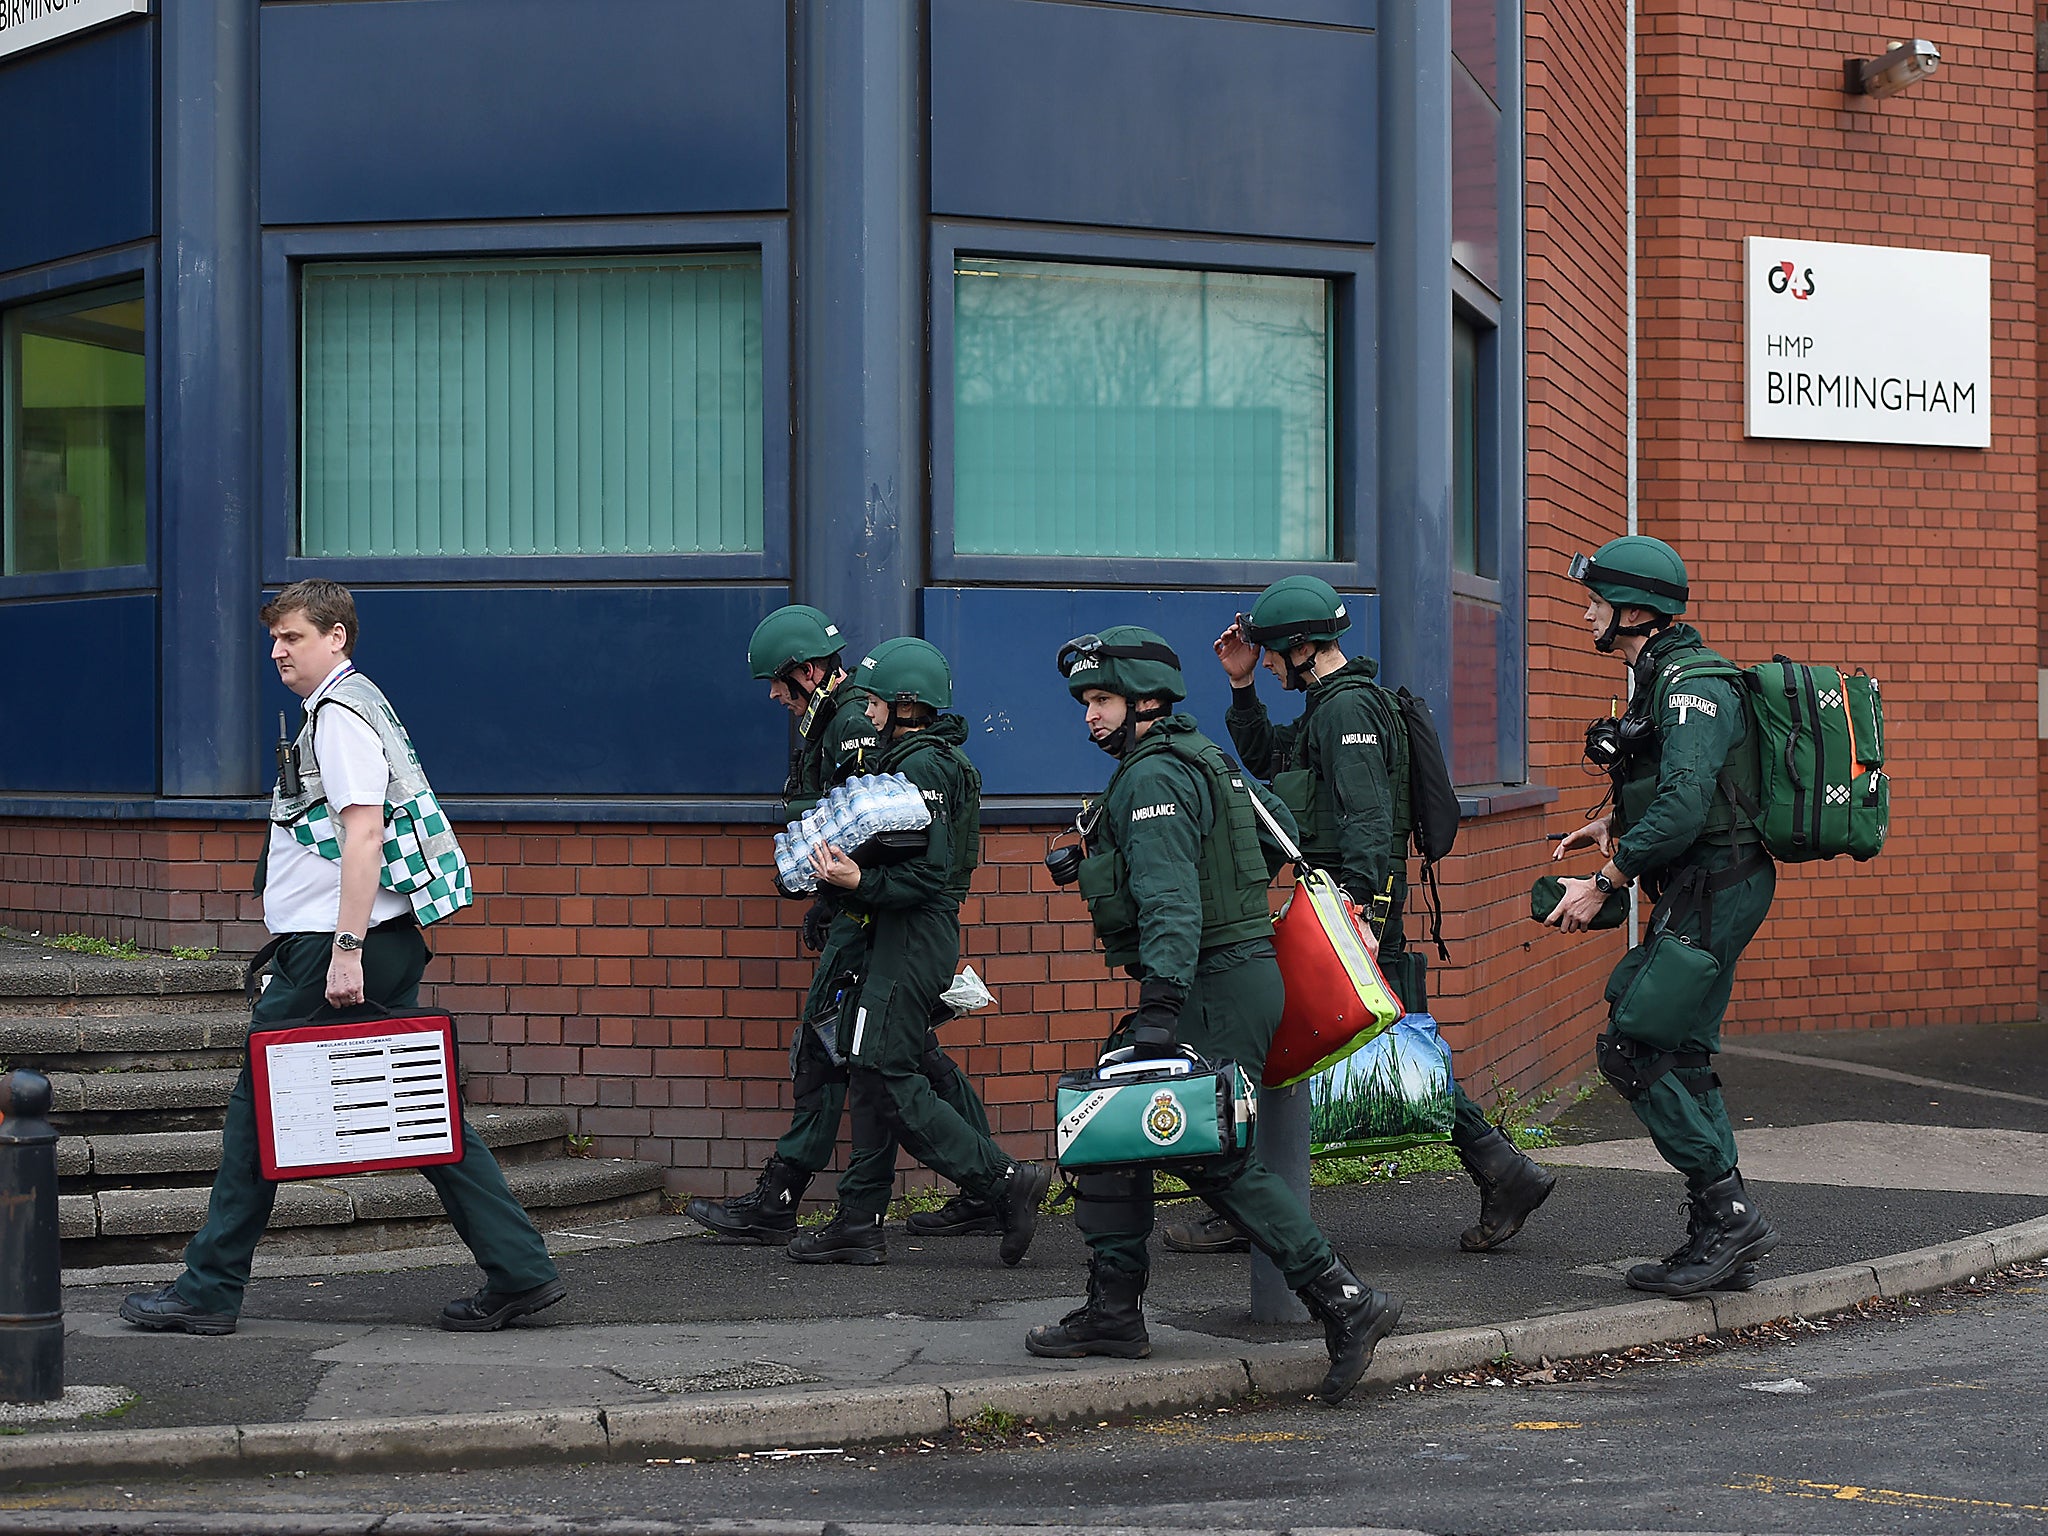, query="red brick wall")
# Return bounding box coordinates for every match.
[1635,0,2039,1028]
